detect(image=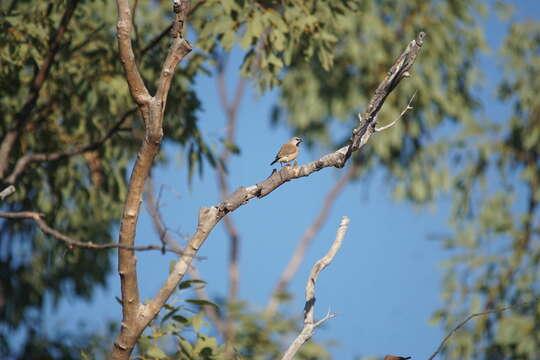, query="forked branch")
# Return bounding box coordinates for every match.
[112,0,192,359]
